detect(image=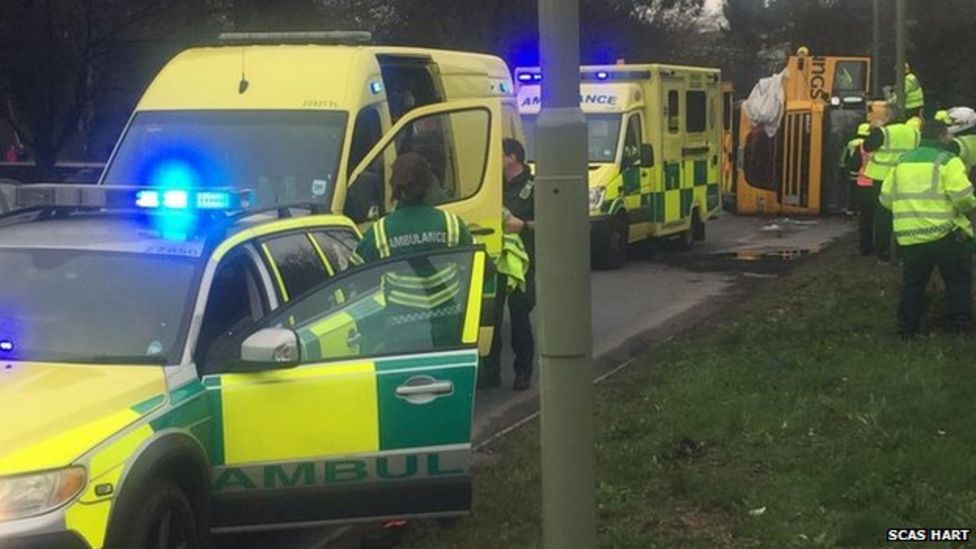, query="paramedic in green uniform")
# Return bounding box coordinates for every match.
[352,153,474,351]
